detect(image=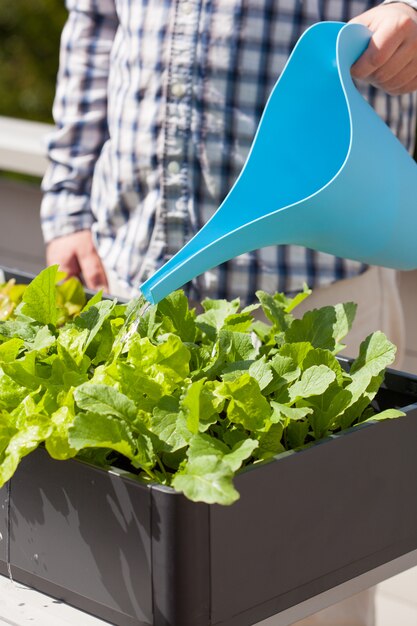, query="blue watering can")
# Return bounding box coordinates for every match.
[140,21,417,305]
